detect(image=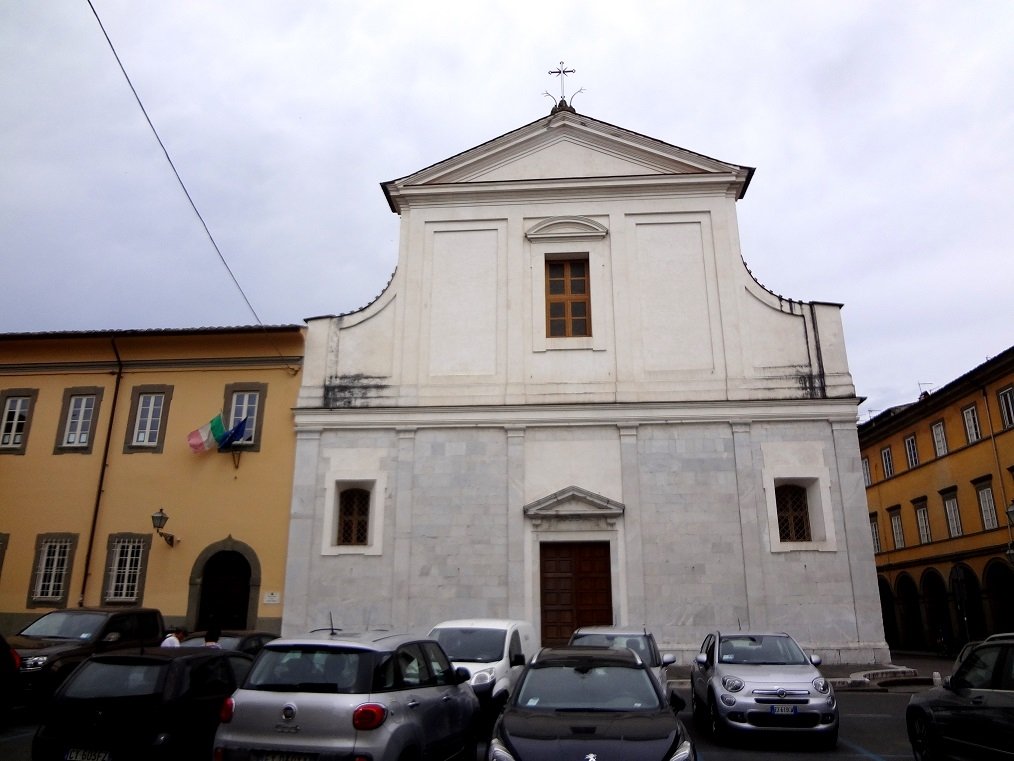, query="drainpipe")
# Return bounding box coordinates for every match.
[78,338,123,606]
